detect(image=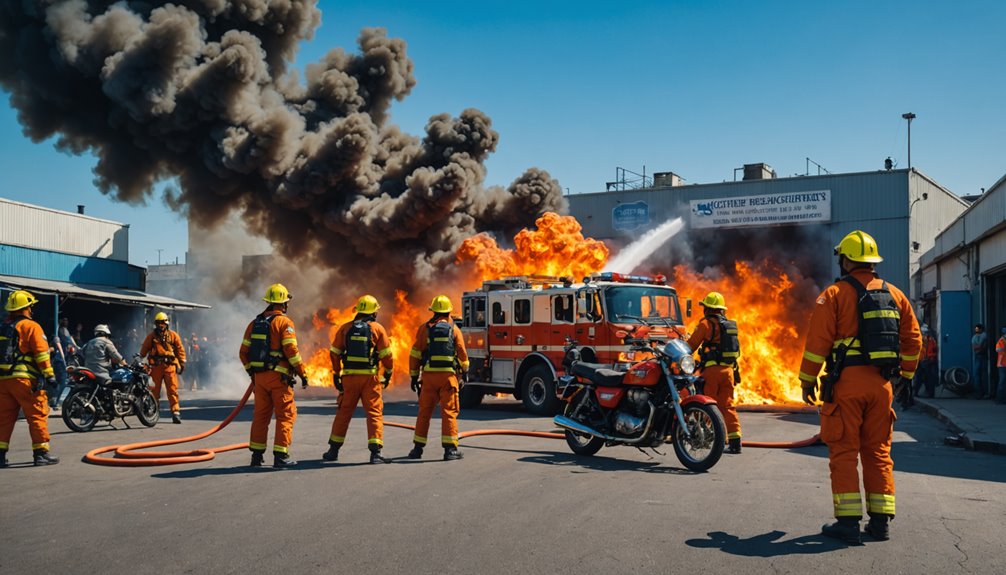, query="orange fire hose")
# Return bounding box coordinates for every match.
[83,385,820,467]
